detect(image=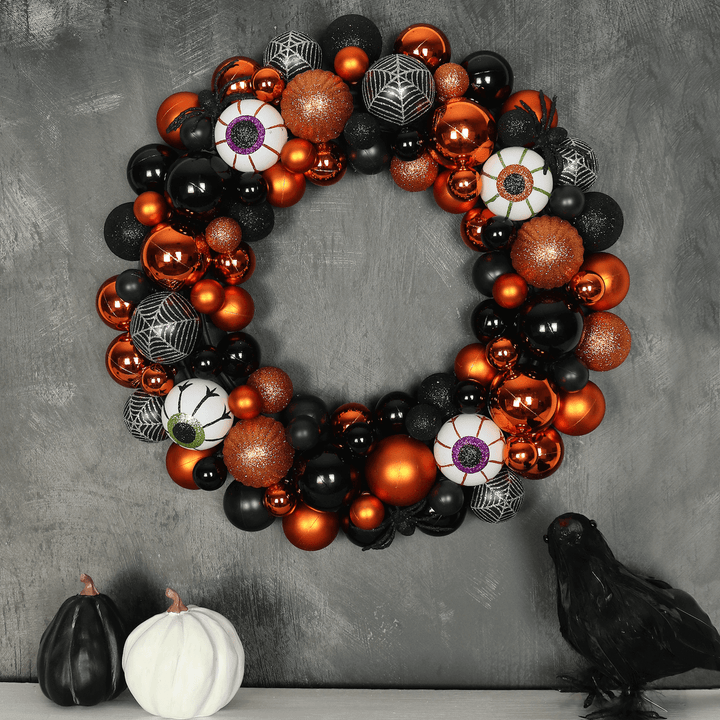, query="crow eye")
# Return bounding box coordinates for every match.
[543,534,549,543]
[589,519,597,528]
